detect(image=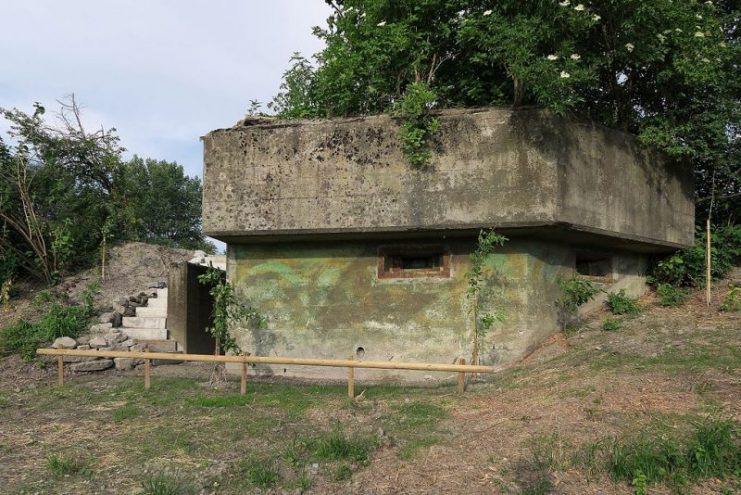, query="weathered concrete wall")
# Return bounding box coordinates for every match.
[203,108,694,250]
[167,262,217,355]
[227,237,573,381]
